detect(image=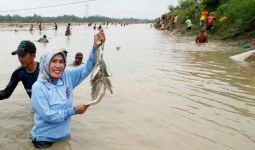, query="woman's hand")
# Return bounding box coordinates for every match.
[75,104,89,114]
[93,31,105,49]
